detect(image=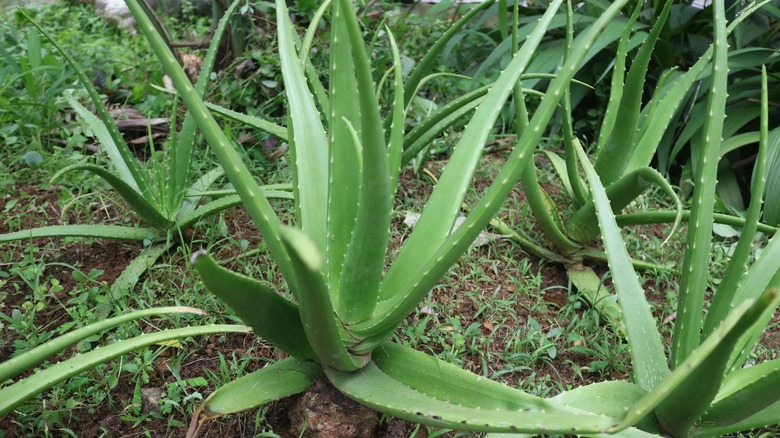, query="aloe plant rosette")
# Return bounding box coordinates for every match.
[125,0,780,436]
